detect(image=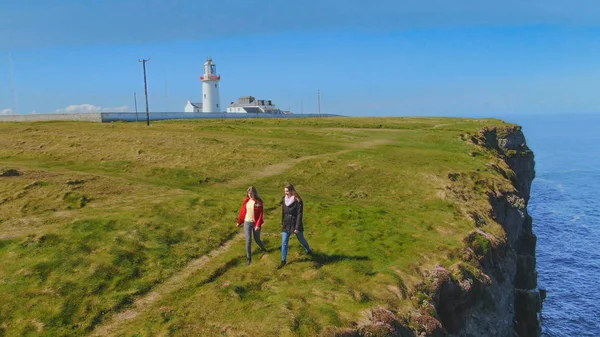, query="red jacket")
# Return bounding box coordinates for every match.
[237,197,264,228]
